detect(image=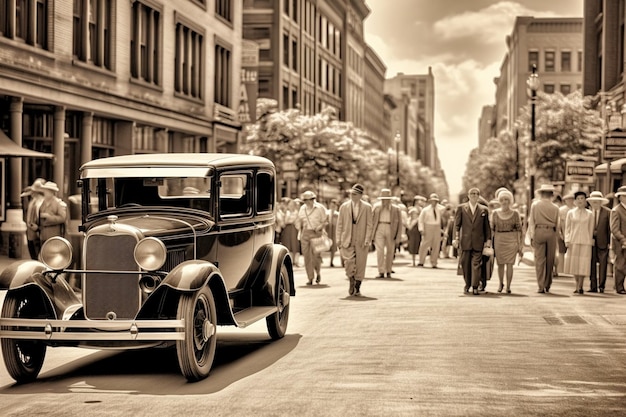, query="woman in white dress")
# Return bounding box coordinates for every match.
[564,191,594,294]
